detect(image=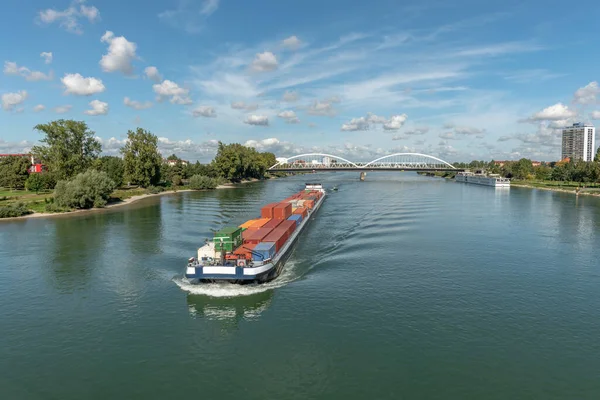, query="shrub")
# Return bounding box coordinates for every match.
[189,175,219,190]
[54,170,116,209]
[0,203,32,218]
[145,185,165,195]
[44,203,69,213]
[25,173,45,193]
